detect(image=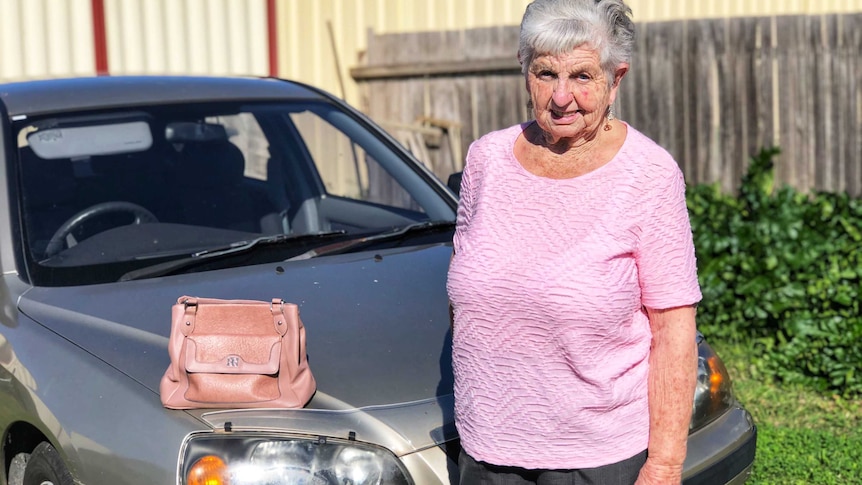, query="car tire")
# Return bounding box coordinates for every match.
[21,442,74,485]
[8,452,29,485]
